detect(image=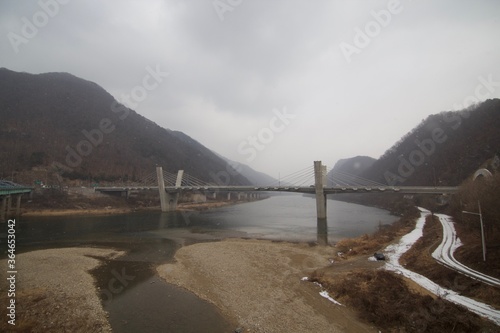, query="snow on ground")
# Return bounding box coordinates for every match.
[319,290,343,306]
[301,277,344,306]
[383,208,500,326]
[432,213,500,287]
